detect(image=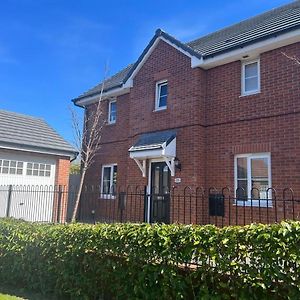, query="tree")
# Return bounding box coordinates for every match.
[70,76,106,222]
[282,52,300,65]
[70,163,80,174]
